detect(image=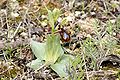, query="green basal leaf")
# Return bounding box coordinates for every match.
[53,8,60,23]
[28,35,64,70]
[30,40,45,60]
[26,59,44,70]
[51,54,74,78]
[45,34,64,65]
